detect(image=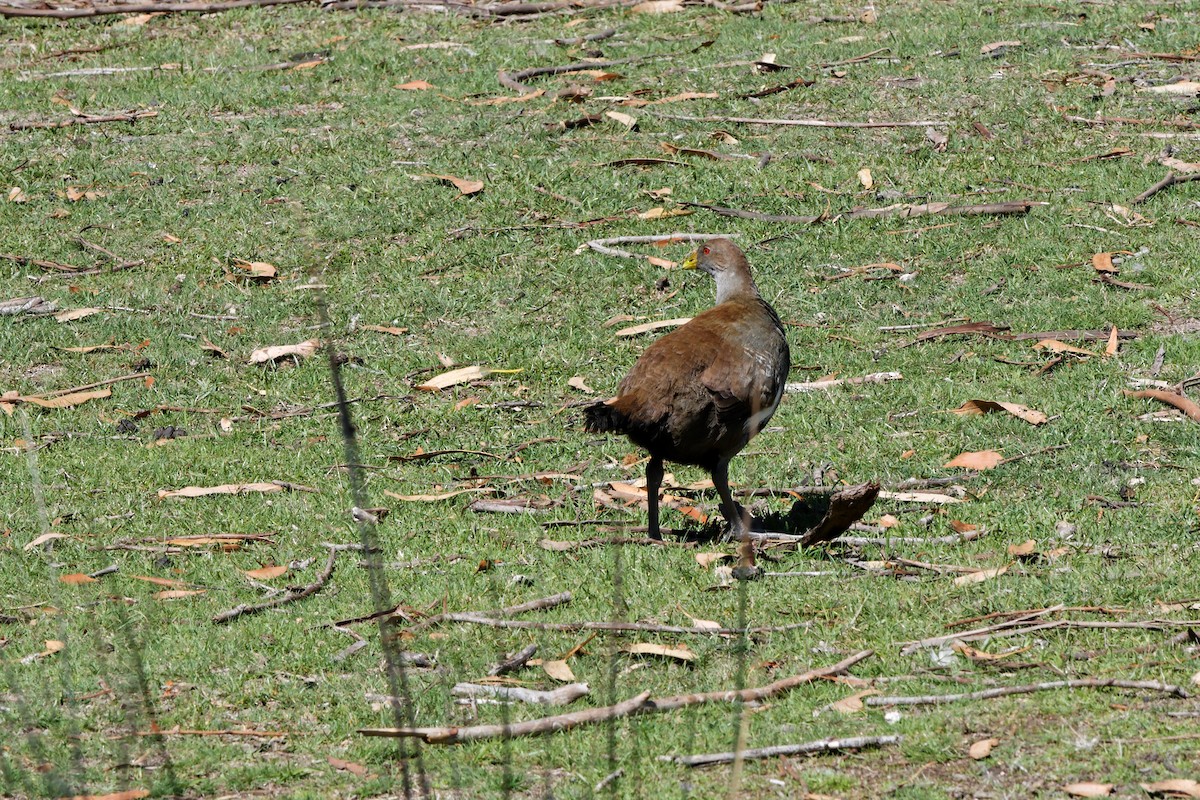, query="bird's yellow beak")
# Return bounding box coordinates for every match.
[681,251,698,270]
